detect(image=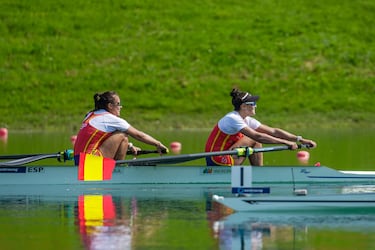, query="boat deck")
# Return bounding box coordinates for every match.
[0,165,374,185]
